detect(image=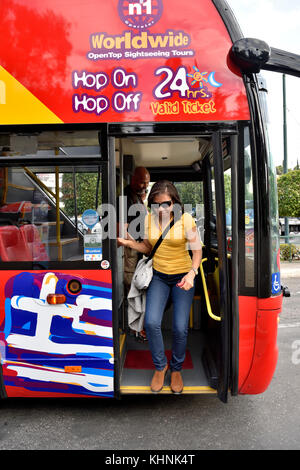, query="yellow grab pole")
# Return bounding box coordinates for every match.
[199,258,221,322]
